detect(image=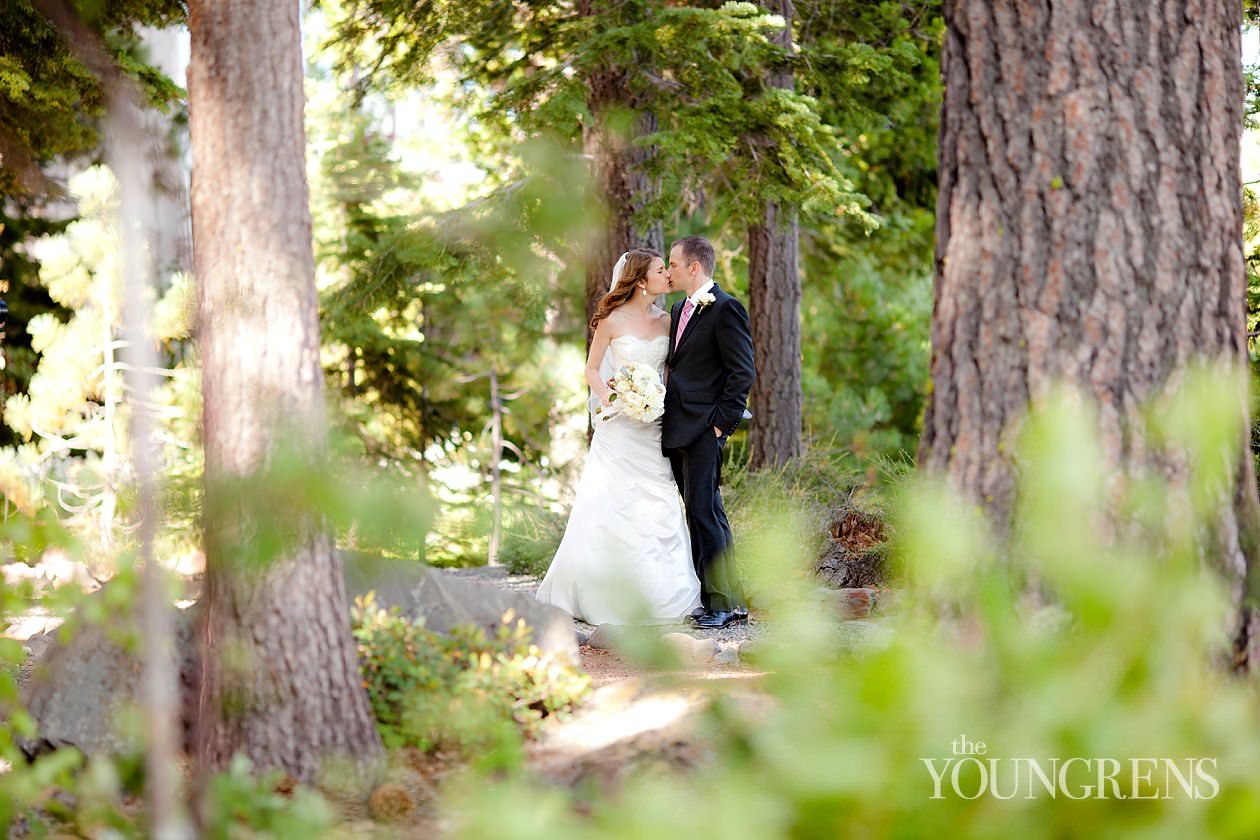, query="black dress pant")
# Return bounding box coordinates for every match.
[668,432,743,612]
